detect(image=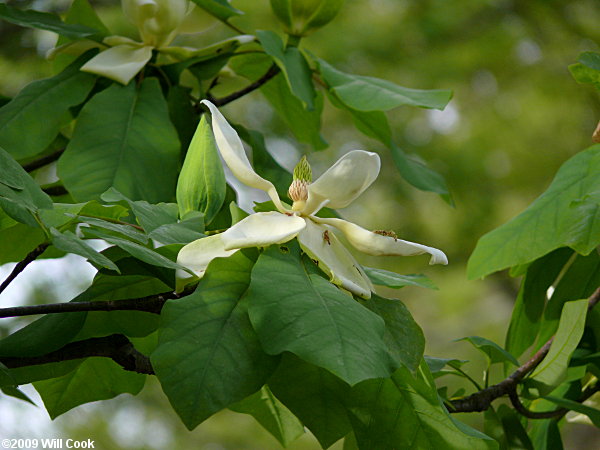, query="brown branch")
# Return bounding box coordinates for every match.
[0,243,49,296]
[208,64,280,107]
[22,148,65,172]
[448,287,600,415]
[0,334,154,374]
